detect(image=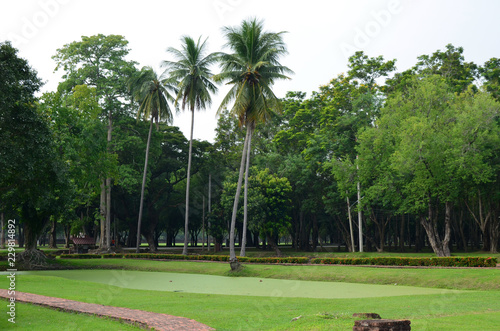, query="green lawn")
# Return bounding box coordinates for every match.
[0,258,499,330]
[1,273,500,330]
[0,302,143,330]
